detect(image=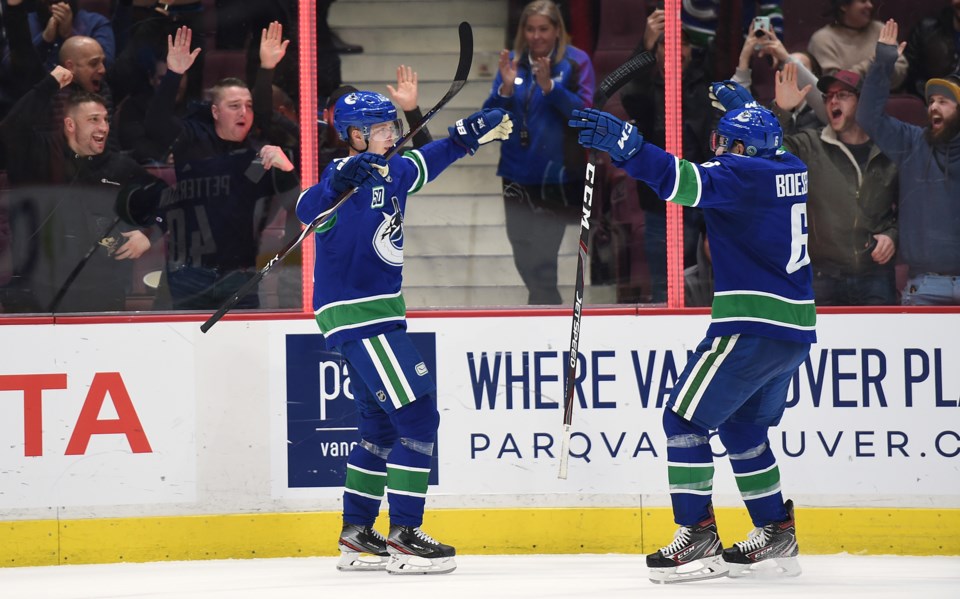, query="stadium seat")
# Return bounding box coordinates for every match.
[780,0,830,53]
[876,0,947,42]
[591,0,647,83]
[201,50,247,90]
[885,93,928,127]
